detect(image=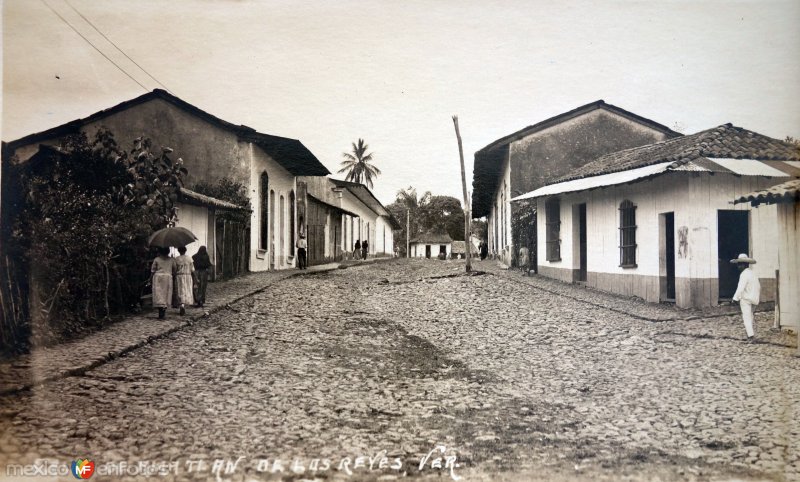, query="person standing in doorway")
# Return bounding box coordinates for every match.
[173,246,195,315]
[480,241,488,261]
[296,234,308,269]
[354,240,361,260]
[151,247,174,319]
[731,253,761,342]
[362,239,369,260]
[192,246,212,308]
